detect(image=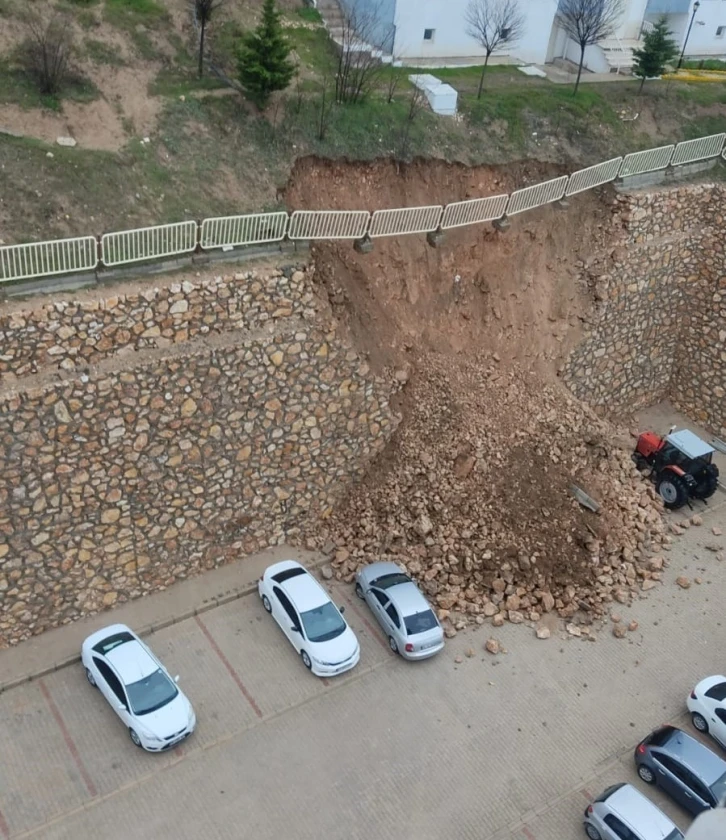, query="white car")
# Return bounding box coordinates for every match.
[82,623,196,751]
[258,560,360,677]
[688,675,726,748]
